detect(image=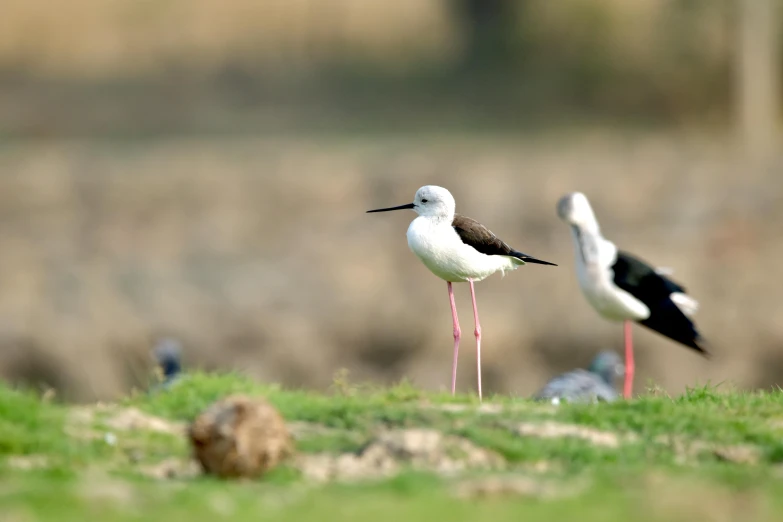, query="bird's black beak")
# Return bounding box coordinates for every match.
[366,203,415,213]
